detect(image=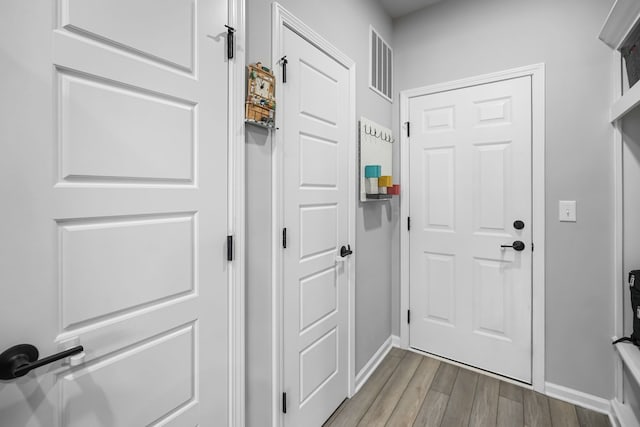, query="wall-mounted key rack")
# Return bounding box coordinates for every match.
[359,117,399,202]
